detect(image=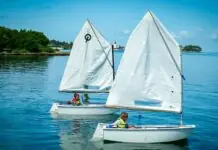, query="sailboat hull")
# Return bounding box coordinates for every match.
[93,124,195,143]
[50,103,117,115]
